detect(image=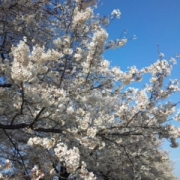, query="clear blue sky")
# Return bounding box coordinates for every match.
[96,0,180,178]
